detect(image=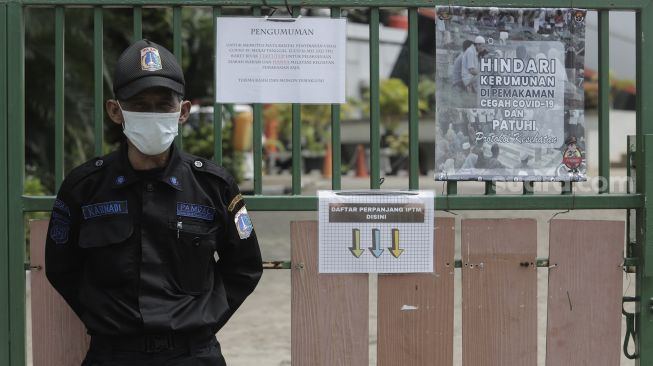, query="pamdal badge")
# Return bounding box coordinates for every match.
[235,206,253,239]
[141,47,162,72]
